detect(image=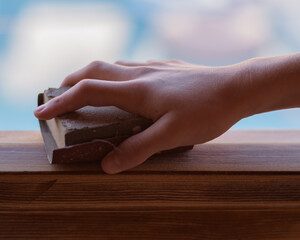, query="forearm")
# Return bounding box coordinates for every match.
[234,53,300,118]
